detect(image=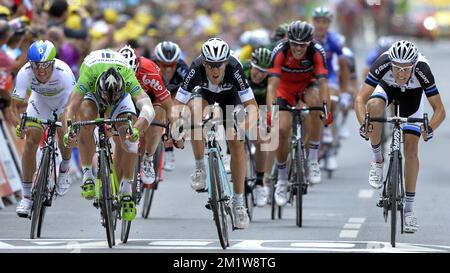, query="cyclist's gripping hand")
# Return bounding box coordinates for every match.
[63,124,78,148]
[125,127,139,142]
[15,124,25,139]
[421,124,434,142]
